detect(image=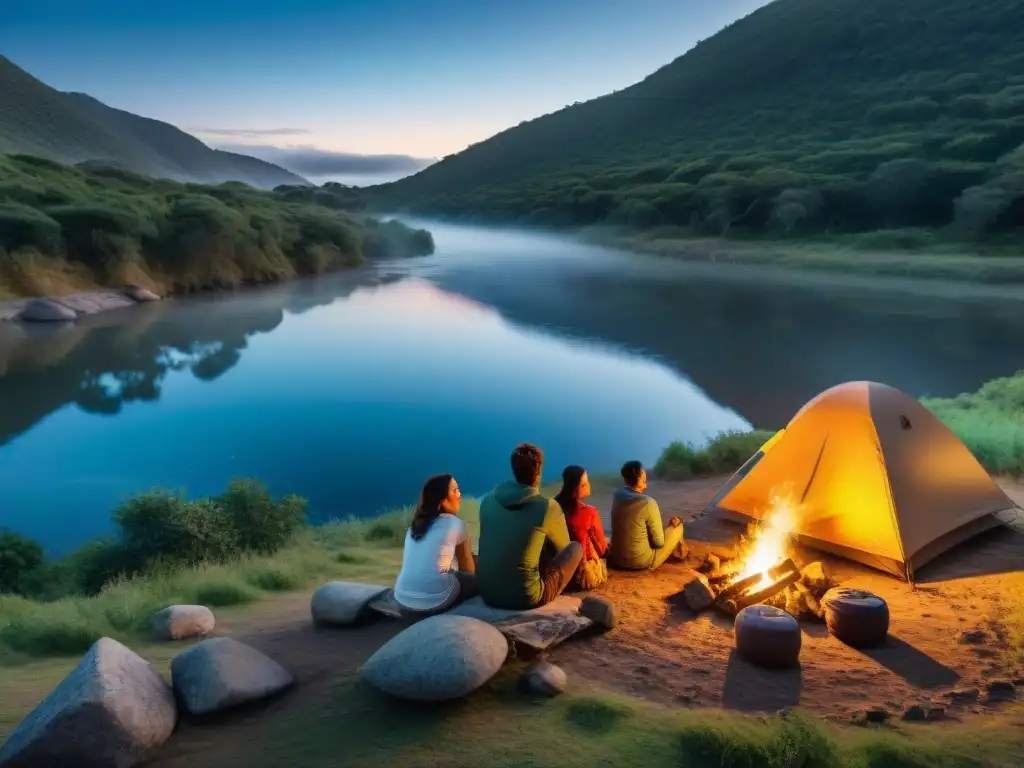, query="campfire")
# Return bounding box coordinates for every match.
[680,492,840,619]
